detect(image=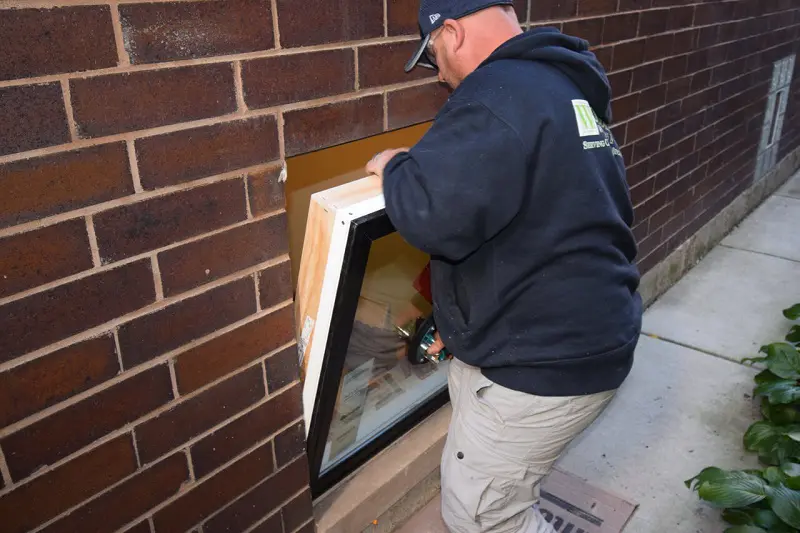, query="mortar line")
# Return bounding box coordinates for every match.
[354,47,360,91]
[185,448,196,481]
[0,261,291,377]
[718,243,800,265]
[270,0,281,49]
[0,210,287,308]
[0,164,283,240]
[244,175,254,219]
[262,356,271,399]
[109,1,131,66]
[383,0,388,36]
[0,375,301,500]
[113,328,125,371]
[0,35,421,90]
[148,518,156,533]
[131,429,142,467]
[290,518,315,533]
[60,79,79,141]
[151,255,165,301]
[640,332,749,366]
[253,271,262,311]
[126,139,144,193]
[277,111,286,160]
[234,61,248,114]
[168,358,180,398]
[0,76,437,166]
[0,448,12,489]
[242,508,283,533]
[383,92,389,131]
[85,215,102,267]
